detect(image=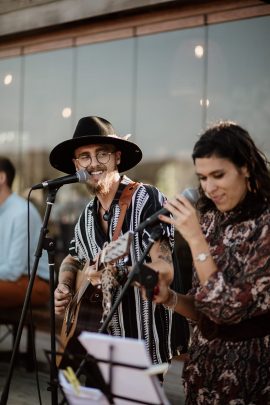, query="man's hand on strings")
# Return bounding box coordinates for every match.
[84,262,102,286]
